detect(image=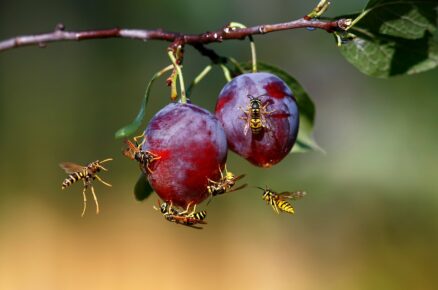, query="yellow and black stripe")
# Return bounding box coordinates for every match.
[62,170,87,189]
[249,97,263,134]
[189,210,207,221]
[277,200,294,214]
